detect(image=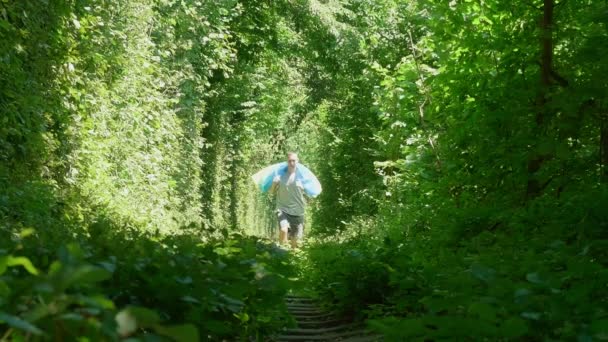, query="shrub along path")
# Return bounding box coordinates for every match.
[274,295,381,341]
